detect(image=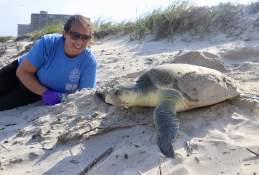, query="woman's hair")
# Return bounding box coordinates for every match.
[64,15,94,34]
